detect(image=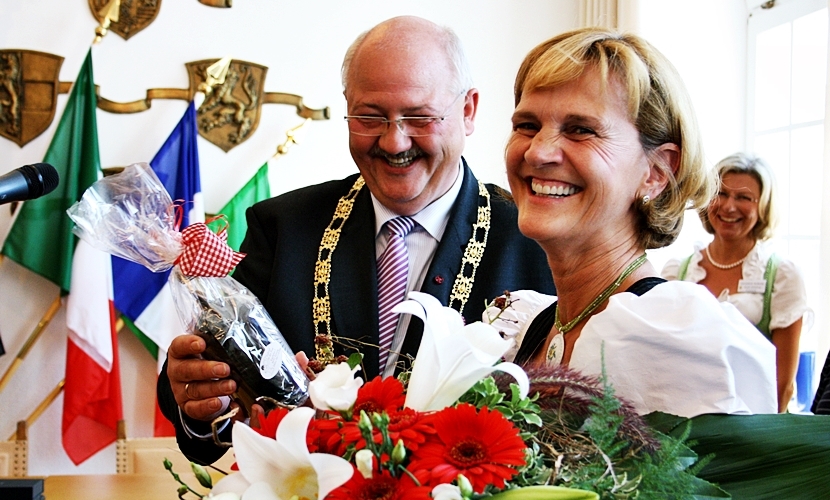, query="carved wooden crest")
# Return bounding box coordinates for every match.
[88,0,162,40]
[0,50,64,148]
[187,59,267,152]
